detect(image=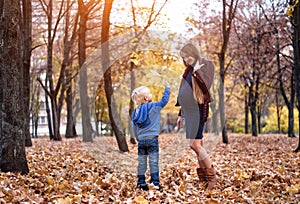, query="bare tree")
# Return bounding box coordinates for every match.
[37,0,78,141]
[233,1,281,136]
[261,0,295,137]
[63,0,78,139]
[101,0,129,151]
[78,0,102,142]
[218,0,239,143]
[78,0,93,142]
[37,0,65,141]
